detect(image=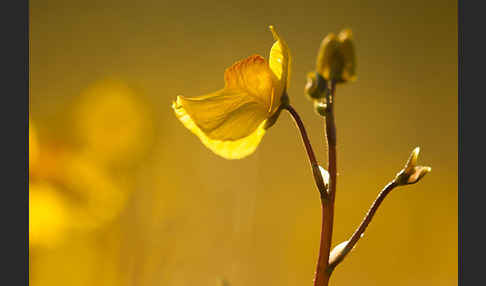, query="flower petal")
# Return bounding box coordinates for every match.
[407,166,432,185]
[174,90,268,141]
[269,25,291,95]
[224,55,277,113]
[173,96,267,159]
[172,47,286,160]
[404,146,420,173]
